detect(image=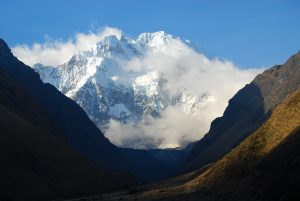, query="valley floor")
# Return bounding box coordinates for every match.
[63,165,214,201]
